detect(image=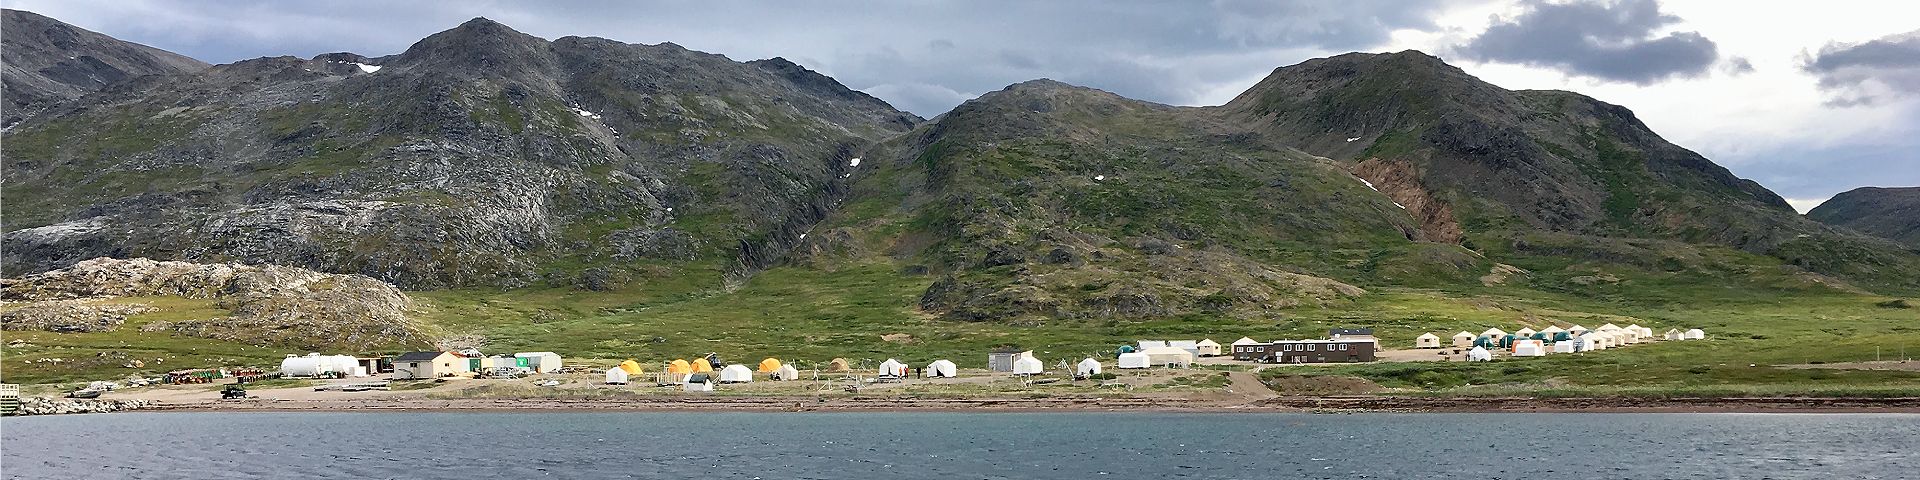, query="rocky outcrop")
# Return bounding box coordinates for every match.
[0,9,208,126]
[1807,187,1920,247]
[14,397,156,415]
[1,257,425,350]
